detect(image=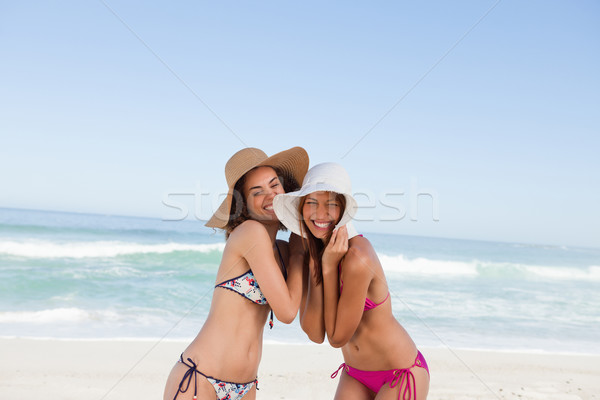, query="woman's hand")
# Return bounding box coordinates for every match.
[322,225,349,271]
